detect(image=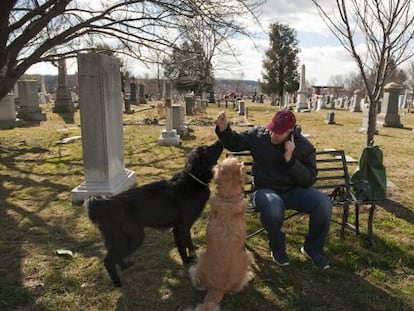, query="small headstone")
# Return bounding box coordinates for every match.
[129,78,138,105]
[208,90,215,103]
[325,111,336,124]
[185,96,194,115]
[138,82,147,105]
[16,80,46,122]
